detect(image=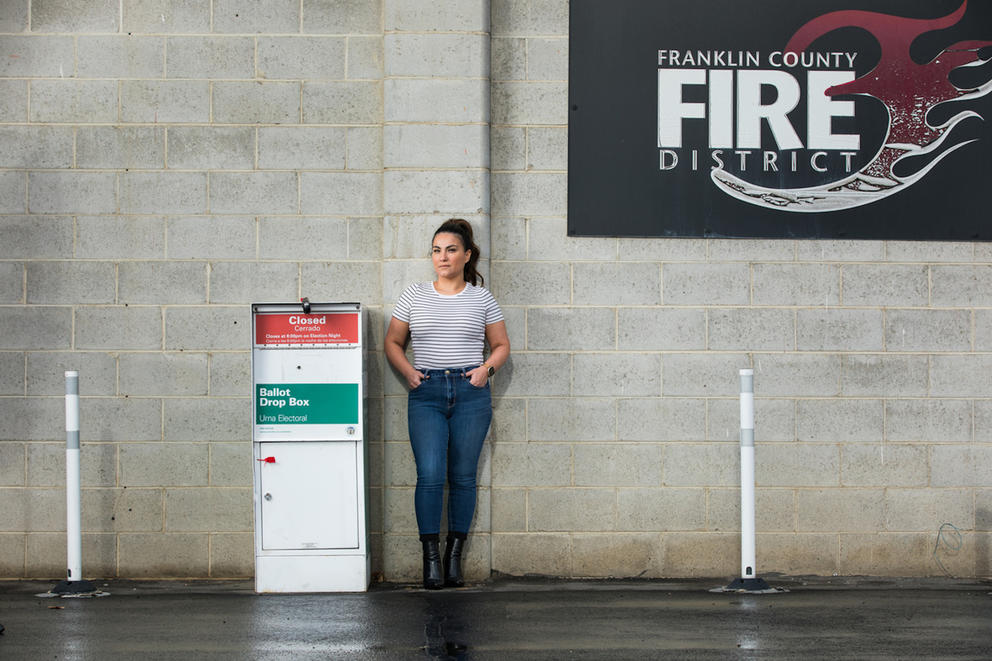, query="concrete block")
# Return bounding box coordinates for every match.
[119,533,209,577]
[616,487,705,530]
[756,444,840,487]
[123,0,210,33]
[617,399,706,442]
[301,261,383,304]
[382,261,436,306]
[0,262,23,303]
[492,0,568,36]
[346,217,383,259]
[210,532,253,577]
[383,440,414,486]
[885,309,971,352]
[385,0,486,31]
[121,80,210,123]
[165,488,251,531]
[0,443,25,485]
[0,488,63,531]
[751,353,841,397]
[258,36,345,80]
[526,307,614,351]
[209,354,251,398]
[75,306,162,351]
[887,240,974,263]
[25,532,117,578]
[28,172,117,214]
[122,172,207,215]
[209,262,300,305]
[708,308,794,350]
[885,399,972,443]
[0,352,23,396]
[662,444,737,486]
[490,442,571,487]
[0,126,73,169]
[77,126,165,169]
[26,262,116,304]
[167,216,256,260]
[346,127,382,169]
[167,127,254,170]
[707,487,796,532]
[491,173,567,216]
[82,487,163,532]
[706,397,795,443]
[618,237,708,262]
[78,36,164,78]
[528,488,615,531]
[930,355,992,397]
[572,533,663,577]
[708,239,795,262]
[210,442,252,486]
[382,485,416,533]
[797,309,883,351]
[346,36,383,79]
[756,533,838,575]
[383,124,487,169]
[119,262,207,304]
[798,399,883,444]
[121,443,209,486]
[491,532,571,576]
[841,354,928,397]
[258,216,347,260]
[885,488,973,532]
[931,265,992,306]
[572,353,660,397]
[931,445,992,487]
[0,80,28,121]
[258,126,345,170]
[165,307,249,351]
[385,34,487,78]
[167,36,253,79]
[490,217,527,261]
[662,353,750,397]
[164,398,250,441]
[979,400,992,443]
[302,0,380,33]
[617,308,705,351]
[977,310,992,351]
[491,488,527,532]
[32,0,118,31]
[81,397,163,442]
[528,38,567,81]
[384,170,487,216]
[842,264,929,306]
[977,490,992,531]
[0,534,24,576]
[0,1,27,31]
[797,489,885,532]
[26,352,117,397]
[492,127,526,173]
[213,81,301,124]
[383,79,485,123]
[300,172,382,215]
[527,398,615,441]
[0,36,73,77]
[575,444,662,487]
[29,80,118,123]
[497,352,571,396]
[663,263,750,305]
[492,37,526,81]
[491,397,527,441]
[76,216,165,259]
[120,353,208,397]
[796,239,884,262]
[303,81,381,123]
[752,263,840,305]
[838,532,933,576]
[841,443,929,487]
[572,263,659,306]
[213,0,300,33]
[660,532,737,577]
[210,172,297,215]
[526,126,567,171]
[0,307,71,350]
[0,172,25,213]
[491,82,568,125]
